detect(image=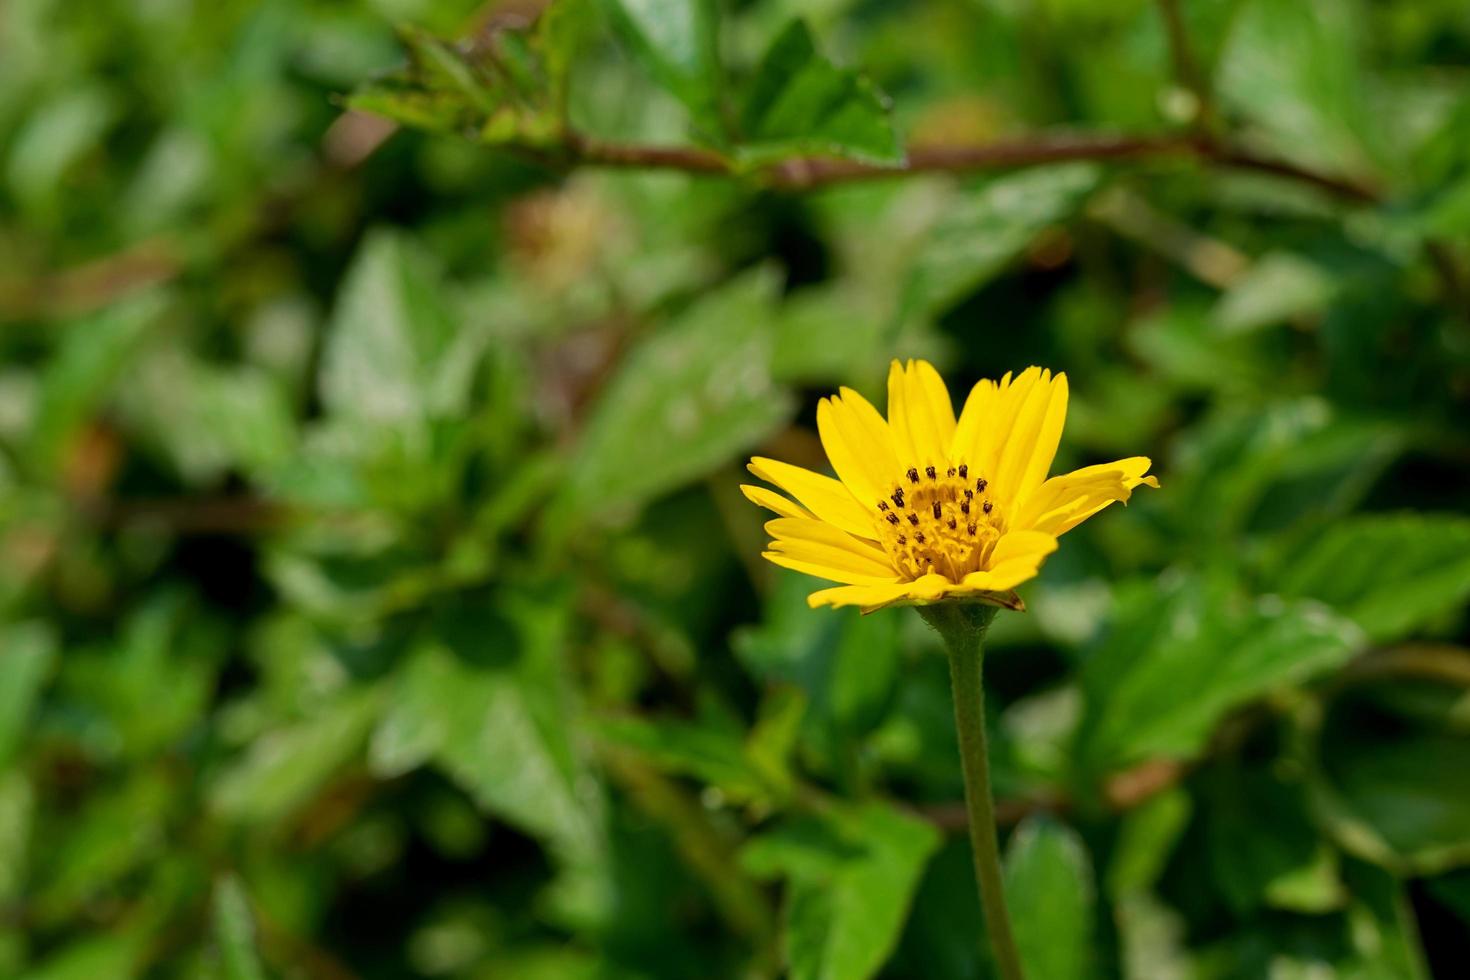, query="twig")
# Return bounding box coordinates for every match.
[567,130,1380,201]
